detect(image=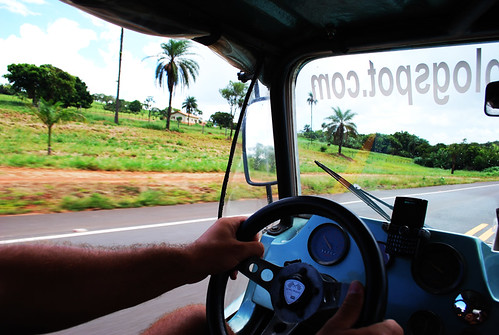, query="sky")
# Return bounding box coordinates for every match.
[0,0,239,118]
[1,0,498,145]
